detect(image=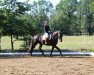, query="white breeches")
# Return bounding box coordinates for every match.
[42,33,49,40]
